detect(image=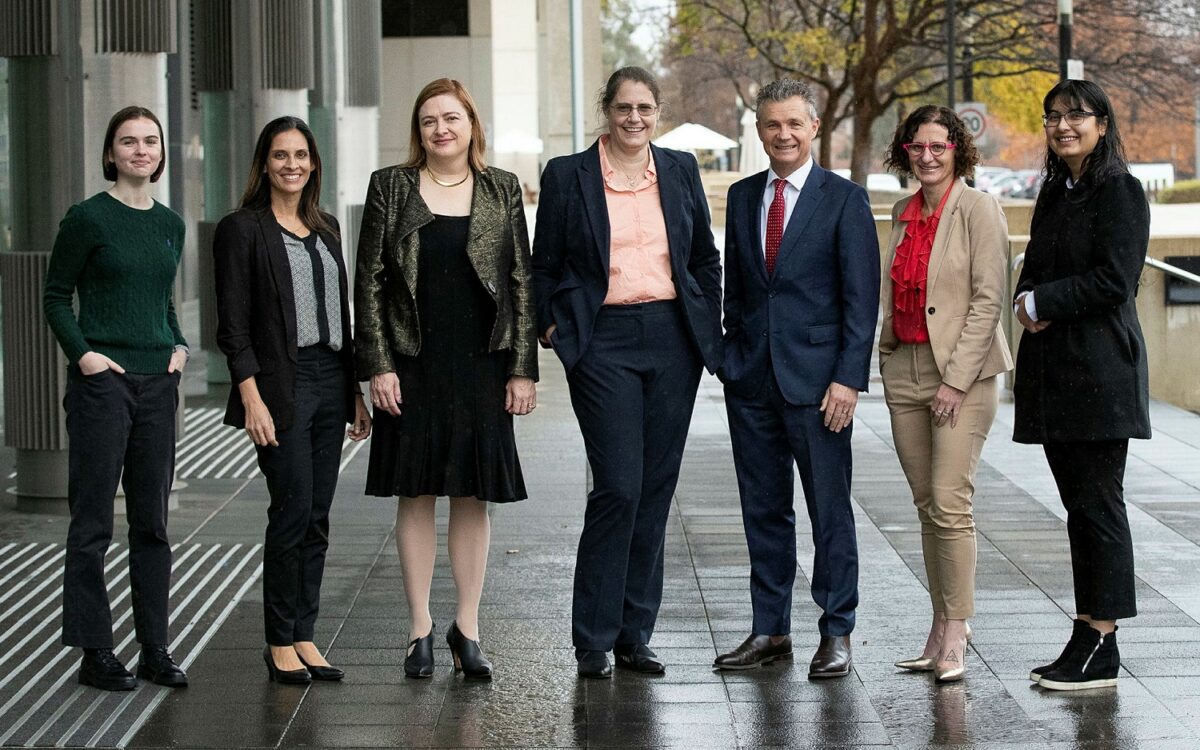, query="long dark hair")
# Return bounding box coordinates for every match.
[102,106,166,182]
[1041,79,1128,187]
[239,116,337,238]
